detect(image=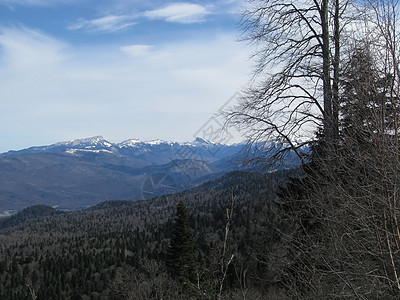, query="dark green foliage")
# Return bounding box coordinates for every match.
[166,199,198,284]
[340,45,395,140]
[0,170,295,299]
[0,205,60,229]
